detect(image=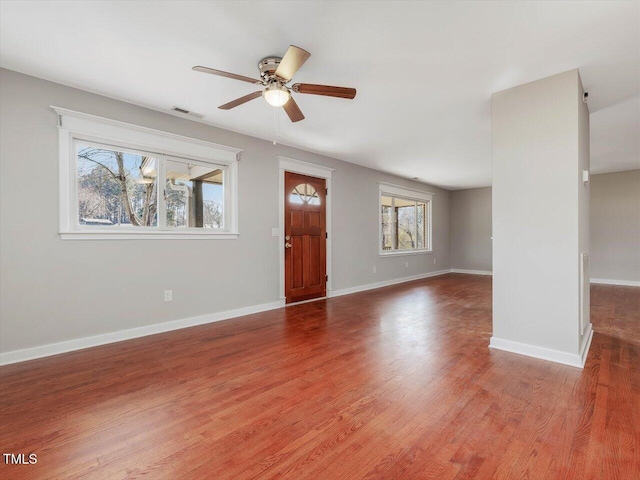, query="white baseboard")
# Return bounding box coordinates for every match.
[590,278,640,287]
[1,269,454,366]
[489,326,593,369]
[450,269,493,276]
[0,299,286,366]
[3,267,610,367]
[328,269,451,298]
[579,323,594,366]
[447,273,639,287]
